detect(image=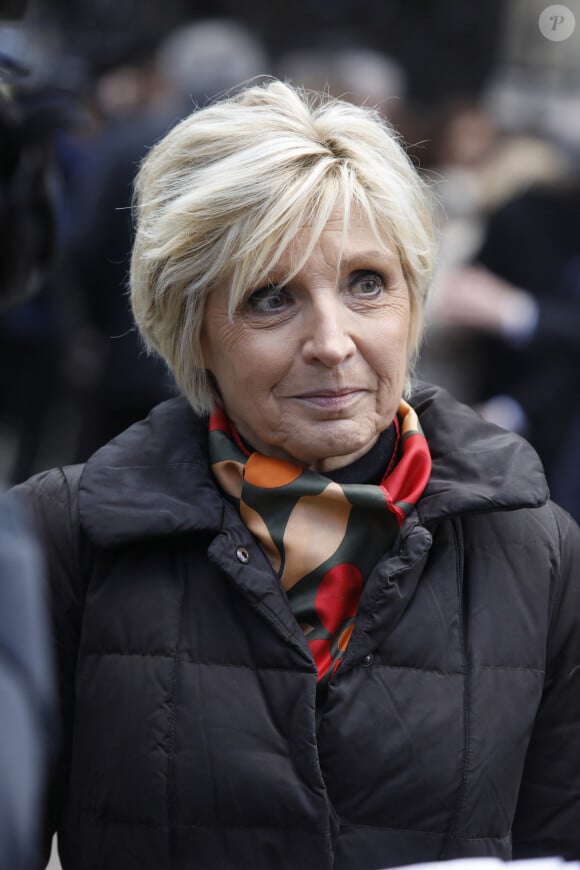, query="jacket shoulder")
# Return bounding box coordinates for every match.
[9,465,88,580]
[541,499,580,673]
